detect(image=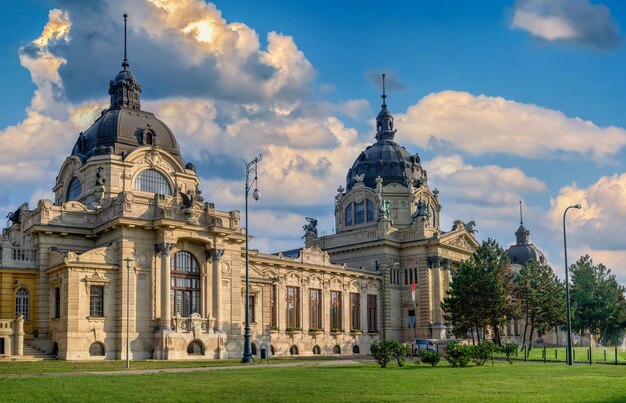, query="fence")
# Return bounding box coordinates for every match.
[514,344,626,365]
